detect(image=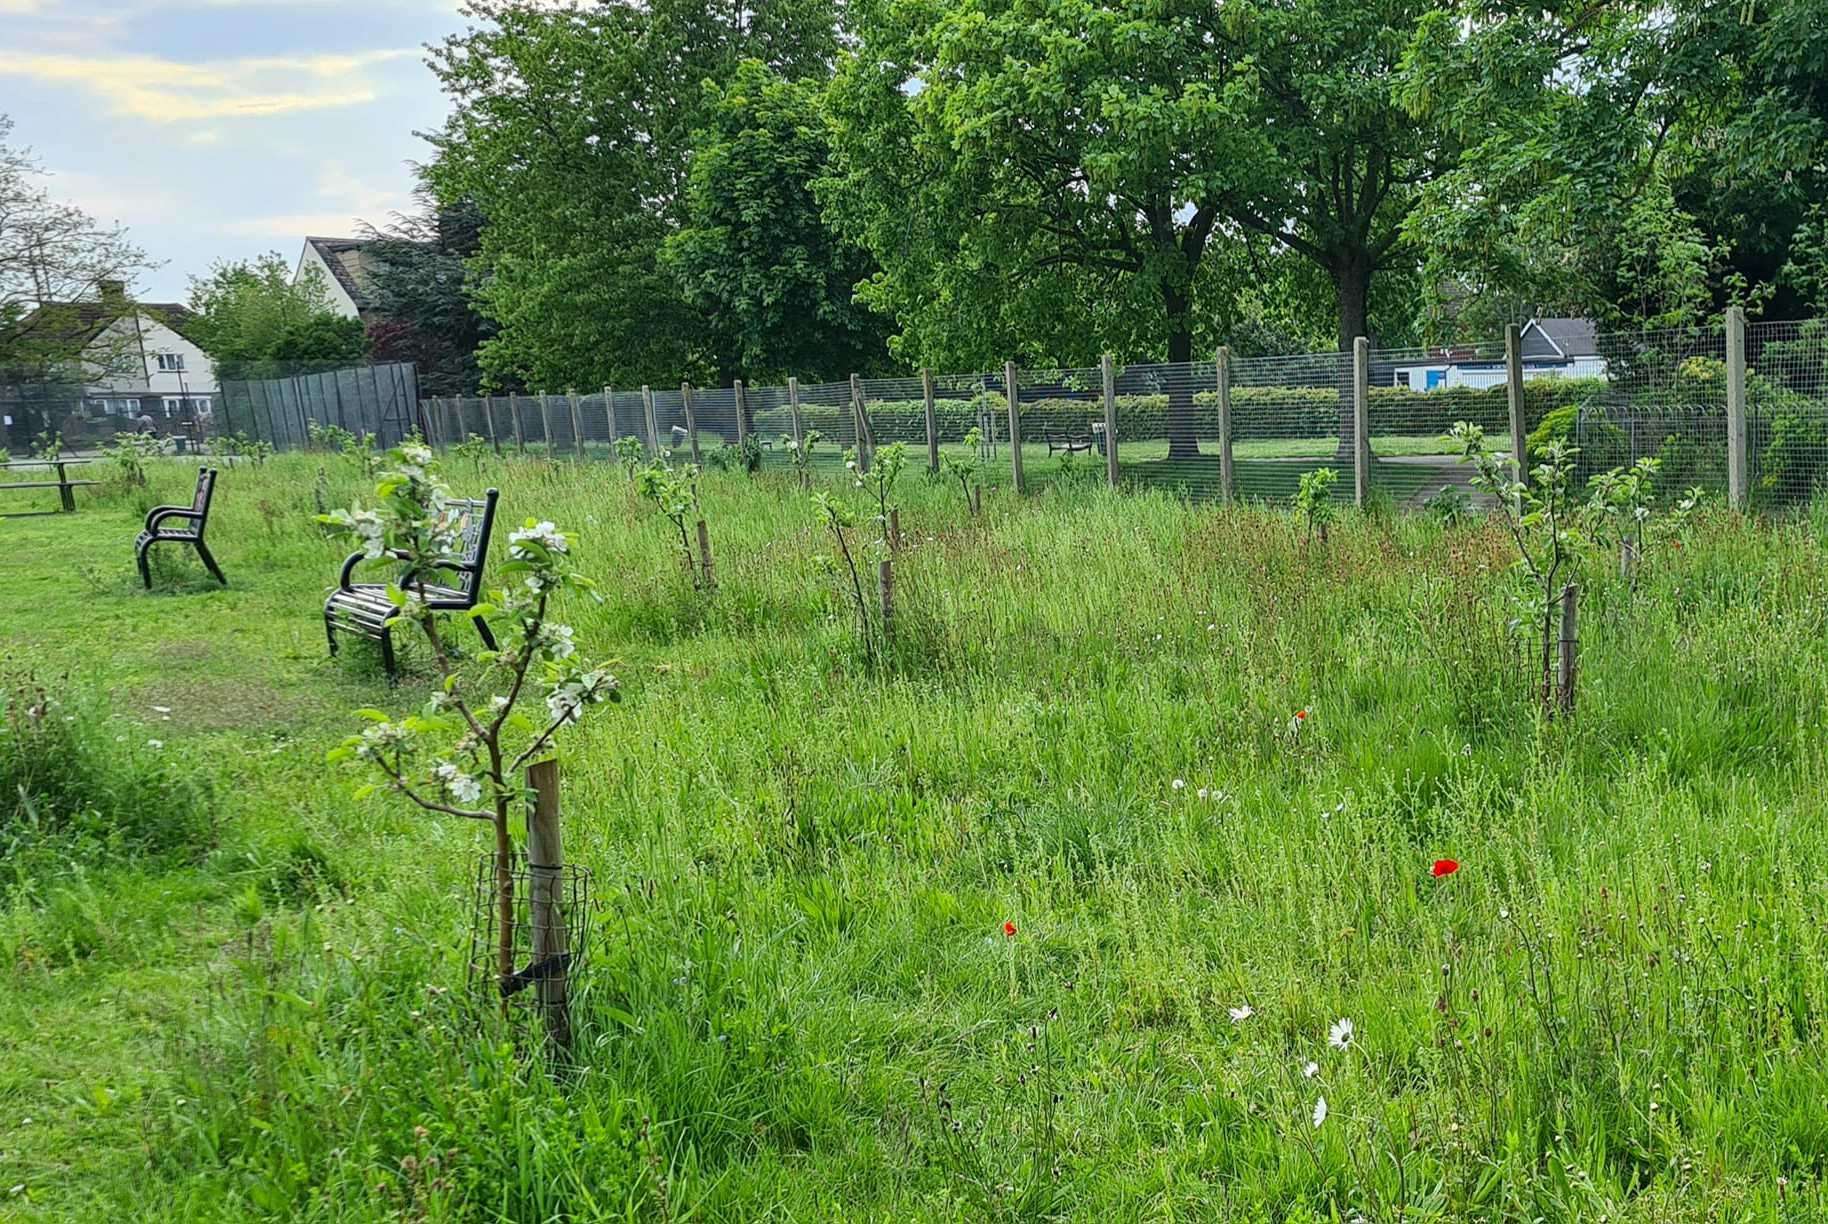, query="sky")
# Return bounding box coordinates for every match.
[1,0,466,303]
